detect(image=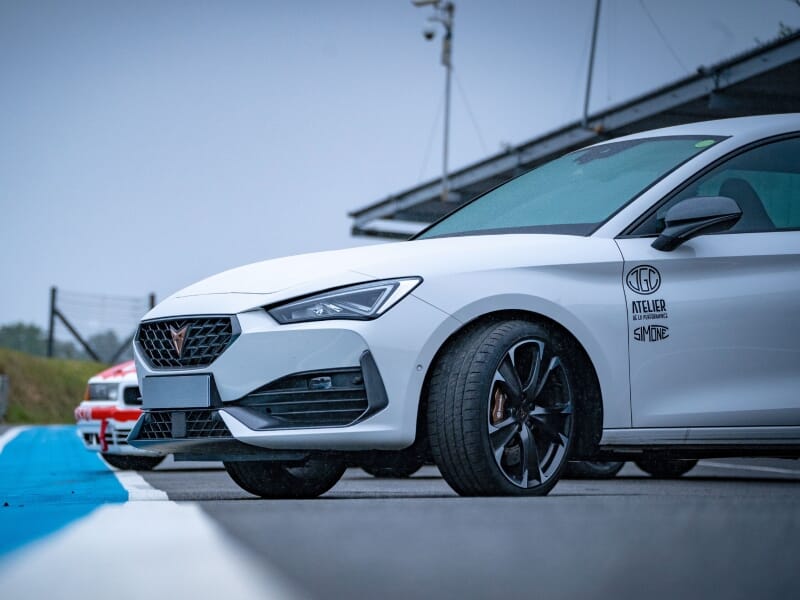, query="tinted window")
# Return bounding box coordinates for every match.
[634,136,800,235]
[417,136,724,239]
